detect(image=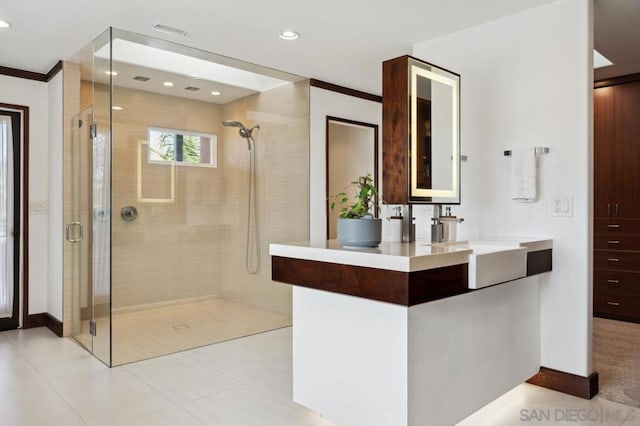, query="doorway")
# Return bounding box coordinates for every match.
[0,105,25,331]
[325,116,378,239]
